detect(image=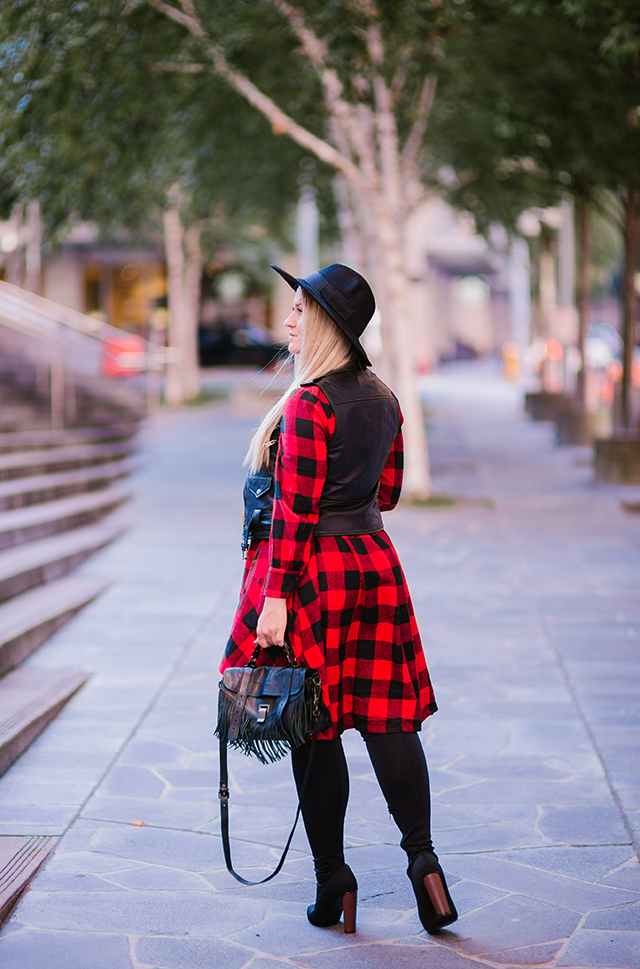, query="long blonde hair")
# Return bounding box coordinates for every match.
[246,290,355,471]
